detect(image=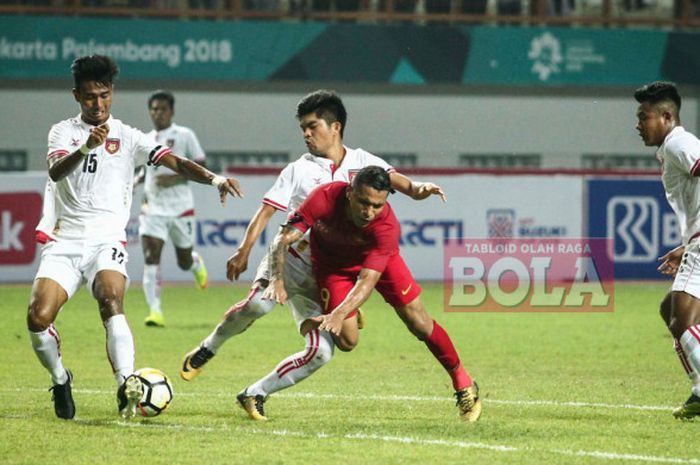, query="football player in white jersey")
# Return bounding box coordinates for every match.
[180,90,448,416]
[637,81,700,419]
[135,90,209,328]
[27,55,242,420]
